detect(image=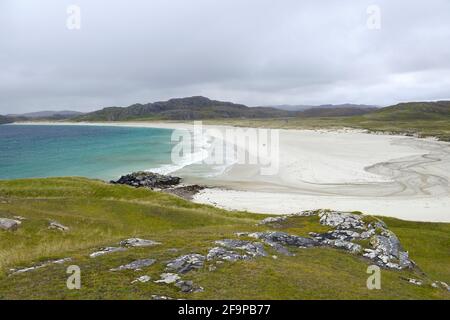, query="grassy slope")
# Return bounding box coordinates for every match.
[0,178,449,299]
[203,115,450,142]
